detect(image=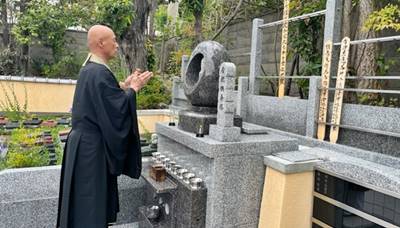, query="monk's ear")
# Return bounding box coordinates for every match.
[98,39,104,48]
